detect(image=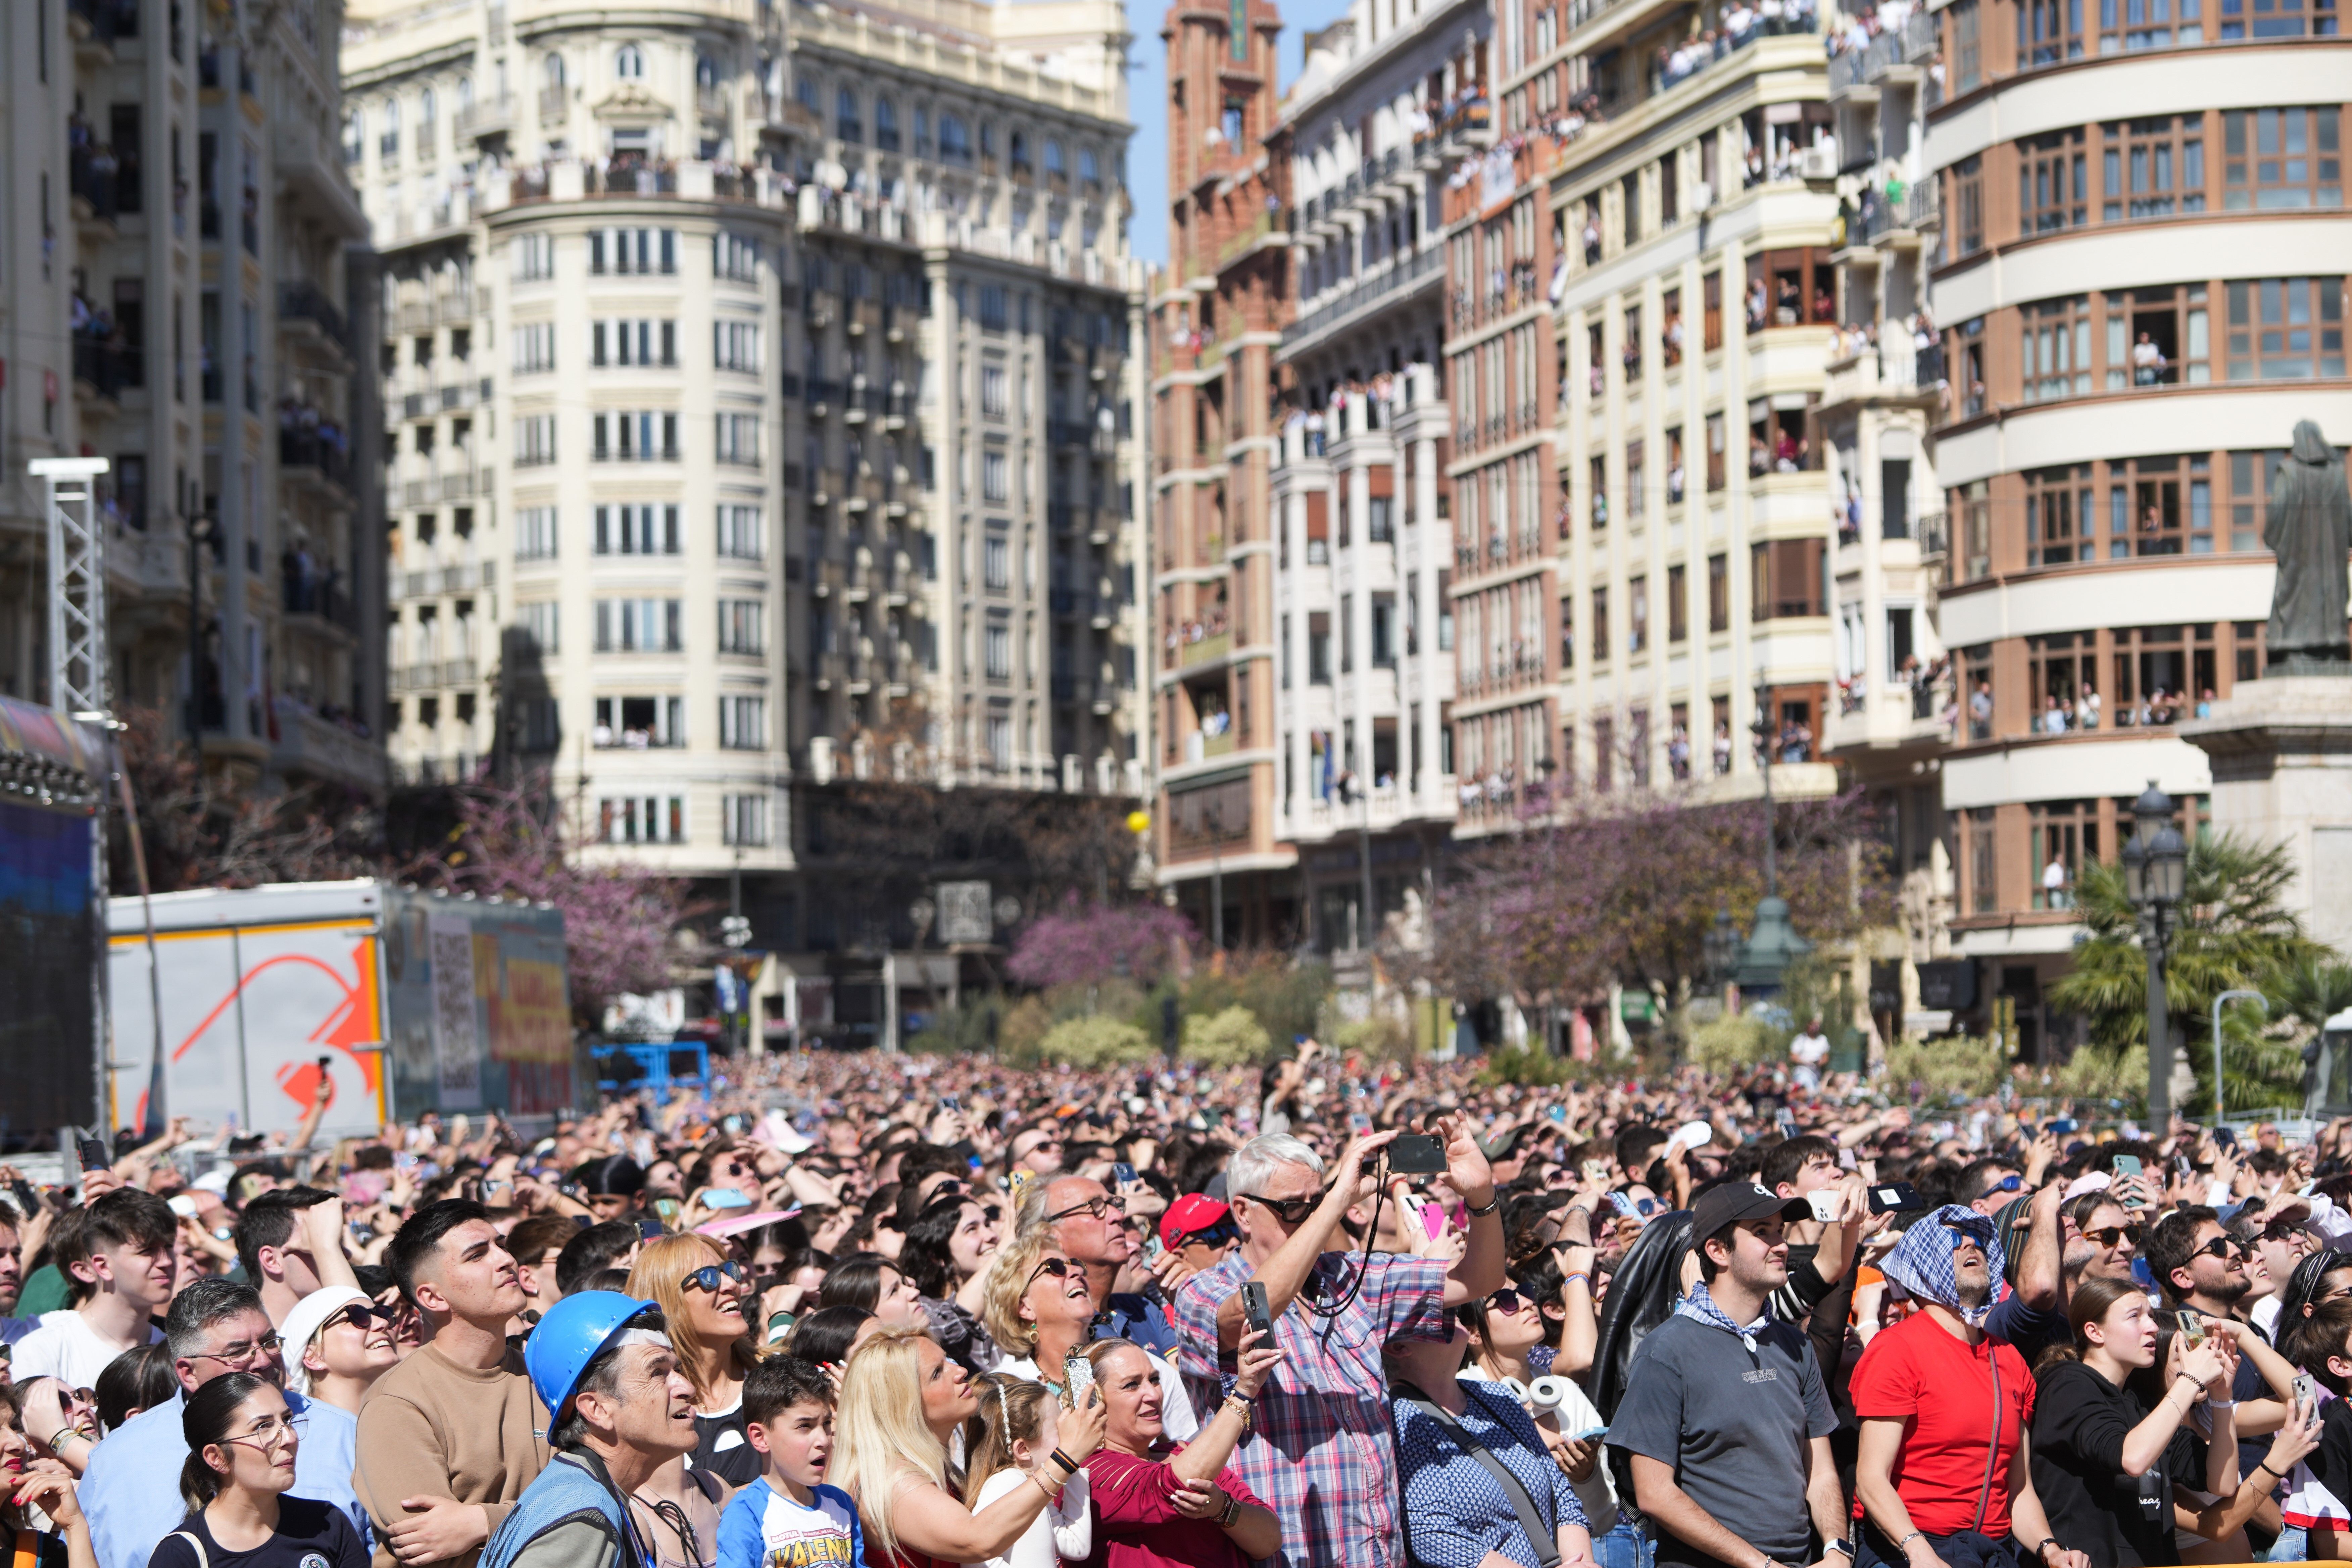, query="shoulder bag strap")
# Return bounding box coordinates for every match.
[1395,1383,1564,1568]
[168,1533,210,1568]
